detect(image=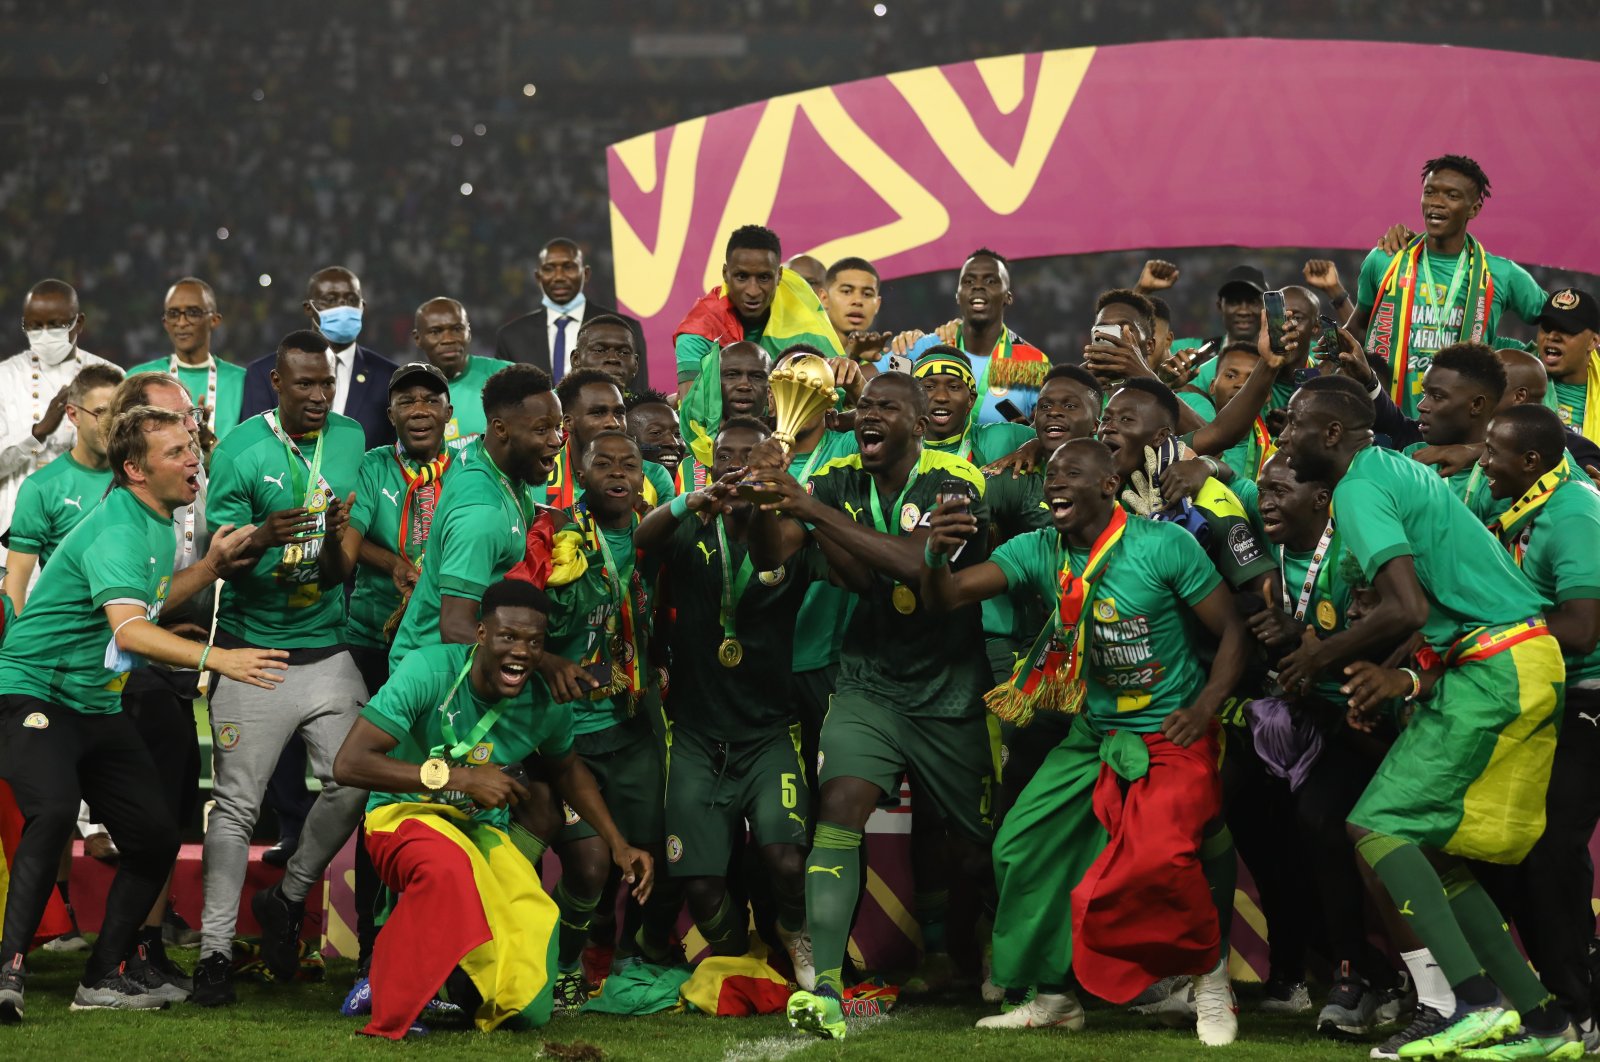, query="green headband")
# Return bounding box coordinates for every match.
[913,350,976,392]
